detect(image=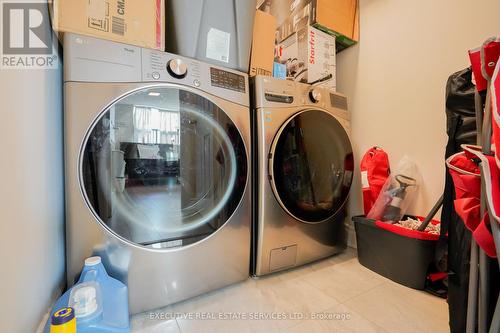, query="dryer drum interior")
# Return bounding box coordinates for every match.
[79,86,248,249]
[269,109,354,223]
